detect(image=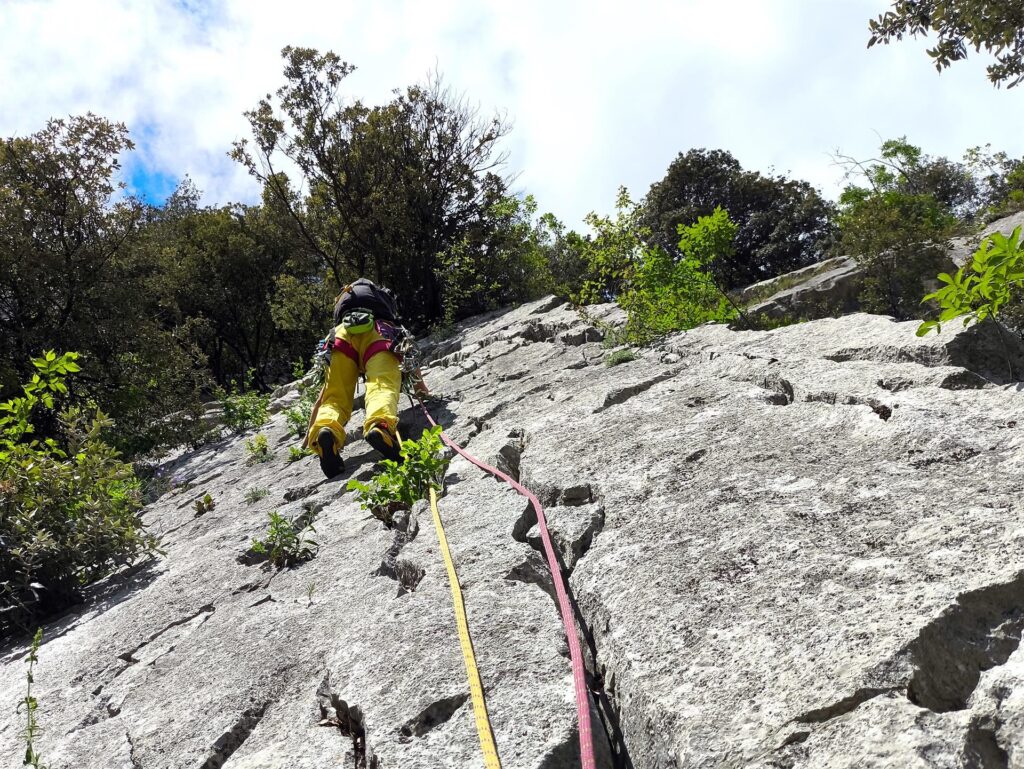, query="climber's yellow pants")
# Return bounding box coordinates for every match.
[307,323,401,456]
